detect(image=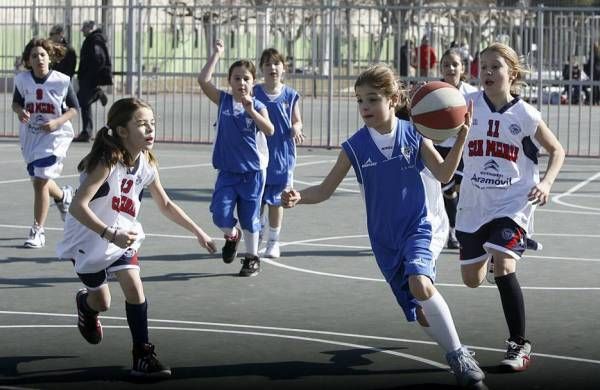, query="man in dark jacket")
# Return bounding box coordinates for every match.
[73,20,113,142]
[49,24,77,78]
